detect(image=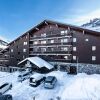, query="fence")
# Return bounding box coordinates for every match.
[0,66,23,73]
